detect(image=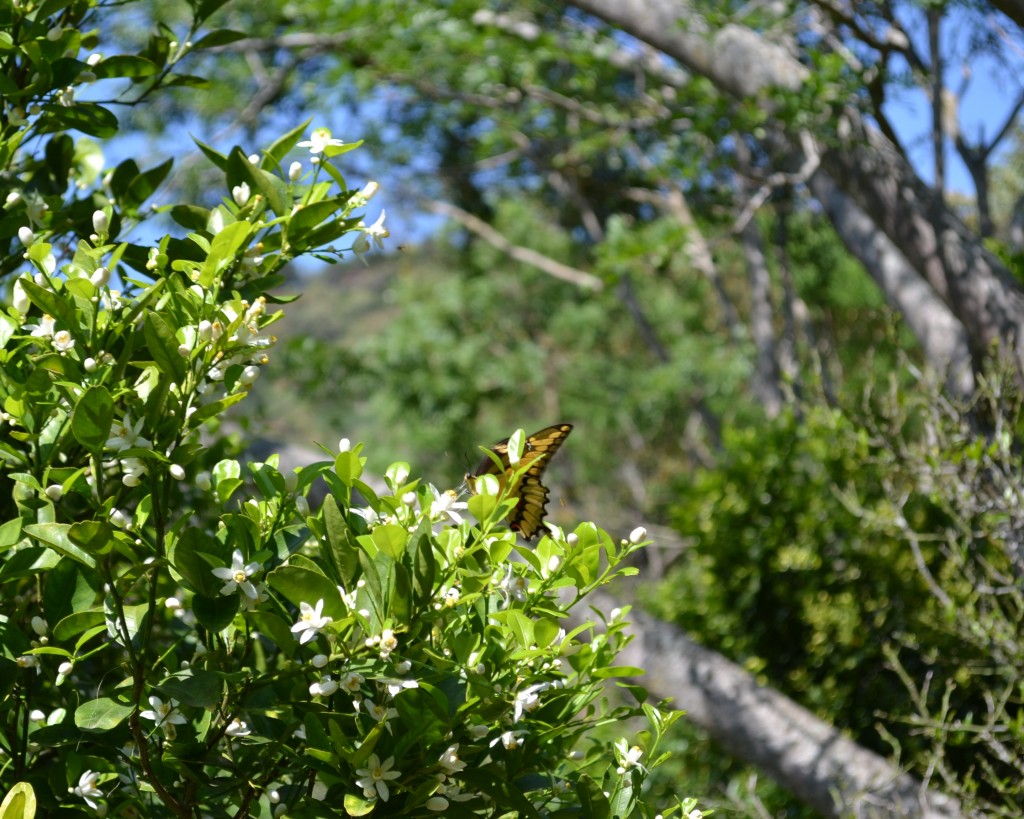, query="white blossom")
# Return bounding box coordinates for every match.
[71,770,103,809]
[354,754,401,802]
[212,550,261,599]
[290,599,332,644]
